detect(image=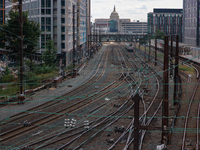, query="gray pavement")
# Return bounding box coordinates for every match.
[0,45,106,121]
[180,55,200,64]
